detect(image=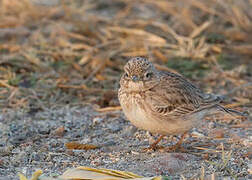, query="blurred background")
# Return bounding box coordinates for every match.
[0,0,251,111]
